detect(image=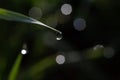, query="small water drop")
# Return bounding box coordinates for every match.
[32,19,63,40]
[56,32,62,40]
[21,49,27,55]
